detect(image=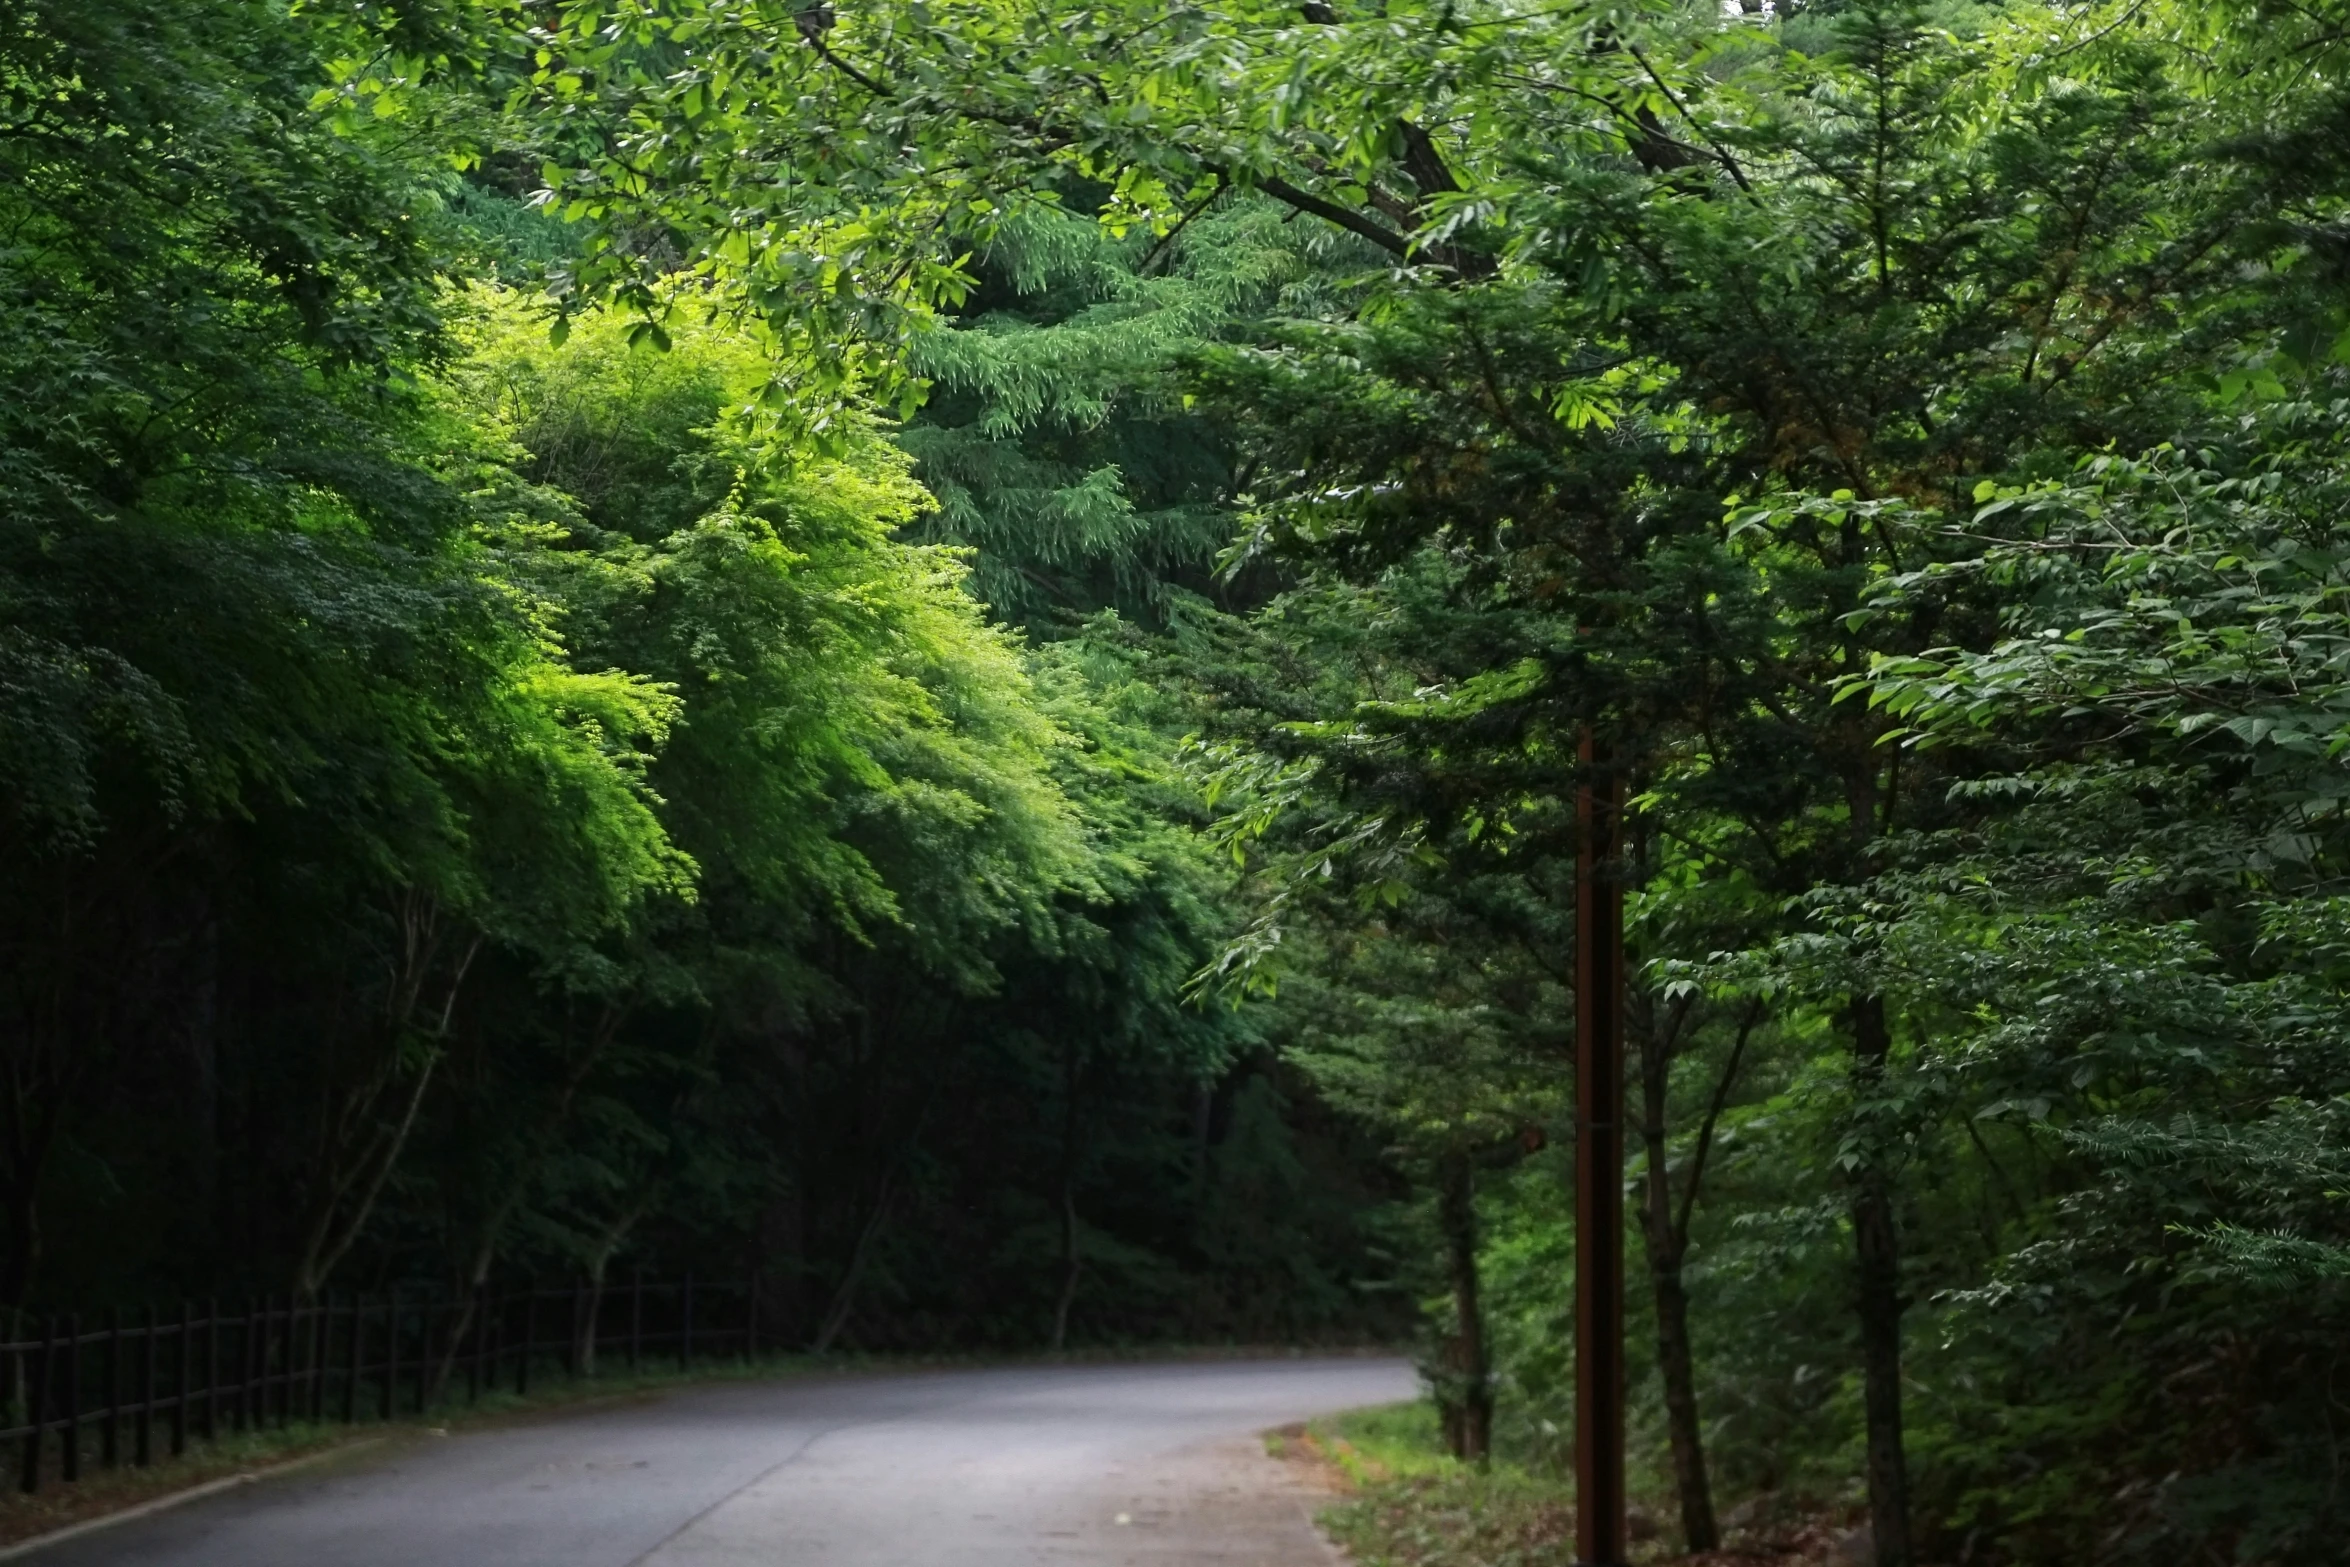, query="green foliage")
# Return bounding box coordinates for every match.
[2,0,1392,1363]
[896,196,1359,627]
[24,1,2350,1562]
